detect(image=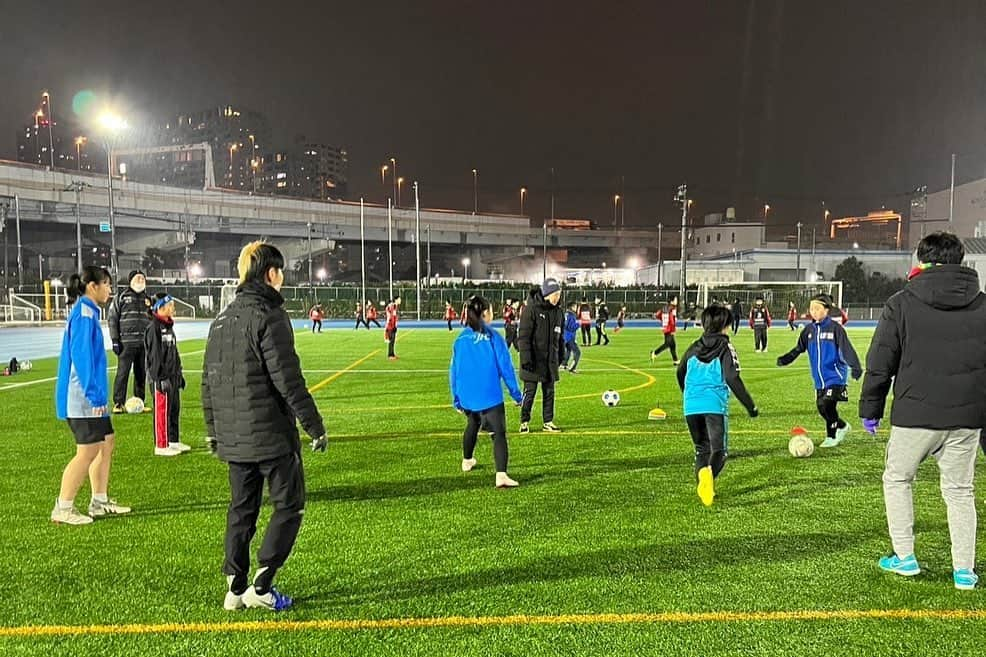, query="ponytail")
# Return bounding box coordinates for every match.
[465,295,491,333]
[67,266,112,304]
